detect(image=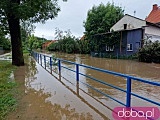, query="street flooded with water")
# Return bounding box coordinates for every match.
[7,52,160,120]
